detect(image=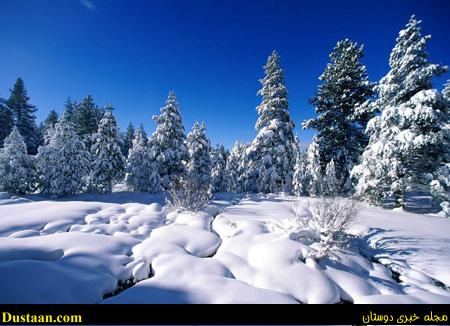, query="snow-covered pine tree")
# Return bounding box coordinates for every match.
[185,121,212,188]
[36,112,91,197]
[324,159,339,195]
[302,39,375,193]
[150,91,188,189]
[40,110,59,145]
[307,137,323,197]
[211,145,228,193]
[352,16,449,208]
[257,164,270,194]
[89,111,125,193]
[125,125,160,193]
[7,78,41,155]
[0,96,13,146]
[376,17,447,110]
[247,51,297,193]
[292,149,308,196]
[0,126,36,194]
[225,141,247,193]
[122,122,135,157]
